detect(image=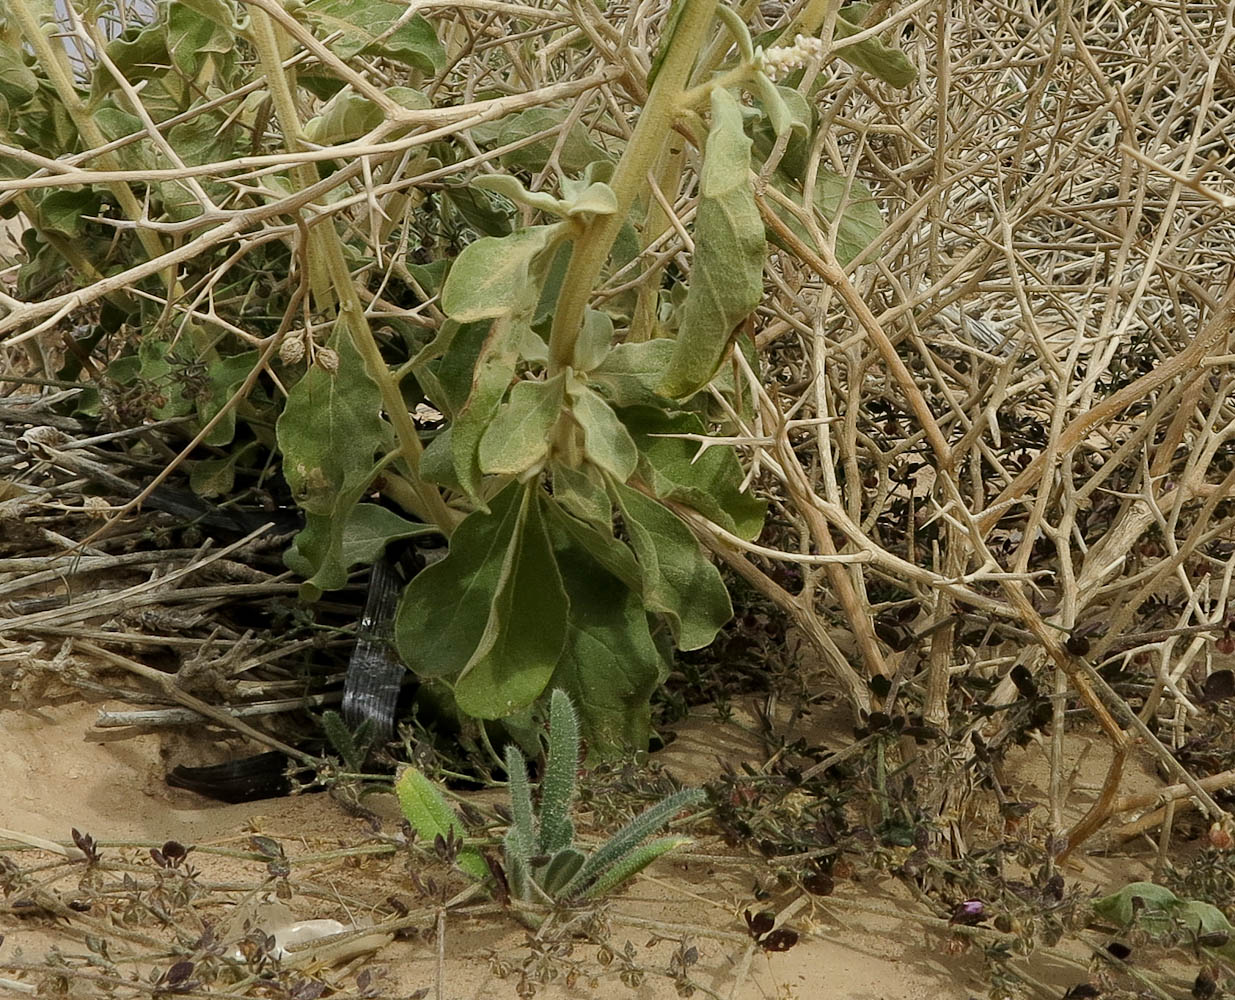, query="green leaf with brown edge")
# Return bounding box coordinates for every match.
[836,4,917,88]
[441,225,564,323]
[394,482,524,679]
[478,374,565,476]
[608,480,731,650]
[451,322,517,502]
[302,0,445,73]
[567,380,638,482]
[276,332,384,517]
[659,88,765,399]
[621,407,766,541]
[547,533,660,754]
[454,486,568,719]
